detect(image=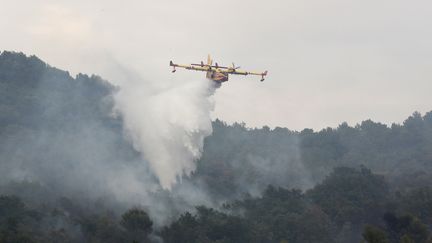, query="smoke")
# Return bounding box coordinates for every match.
[0,52,310,229]
[114,73,217,189]
[0,53,220,228]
